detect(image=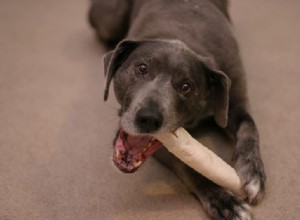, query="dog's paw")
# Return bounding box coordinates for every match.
[235,157,266,205]
[243,174,265,205]
[202,189,252,220]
